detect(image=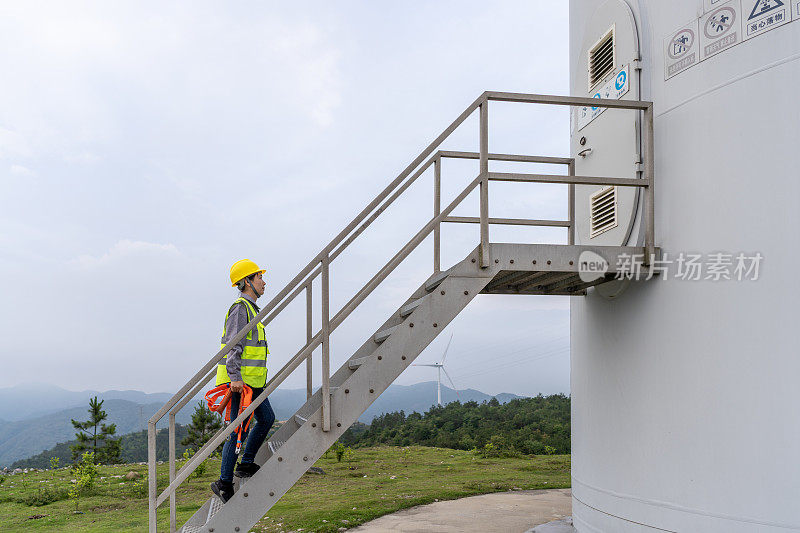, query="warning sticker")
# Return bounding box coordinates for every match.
[577,65,630,131]
[704,0,728,12]
[742,0,791,40]
[664,21,699,80]
[700,2,742,60]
